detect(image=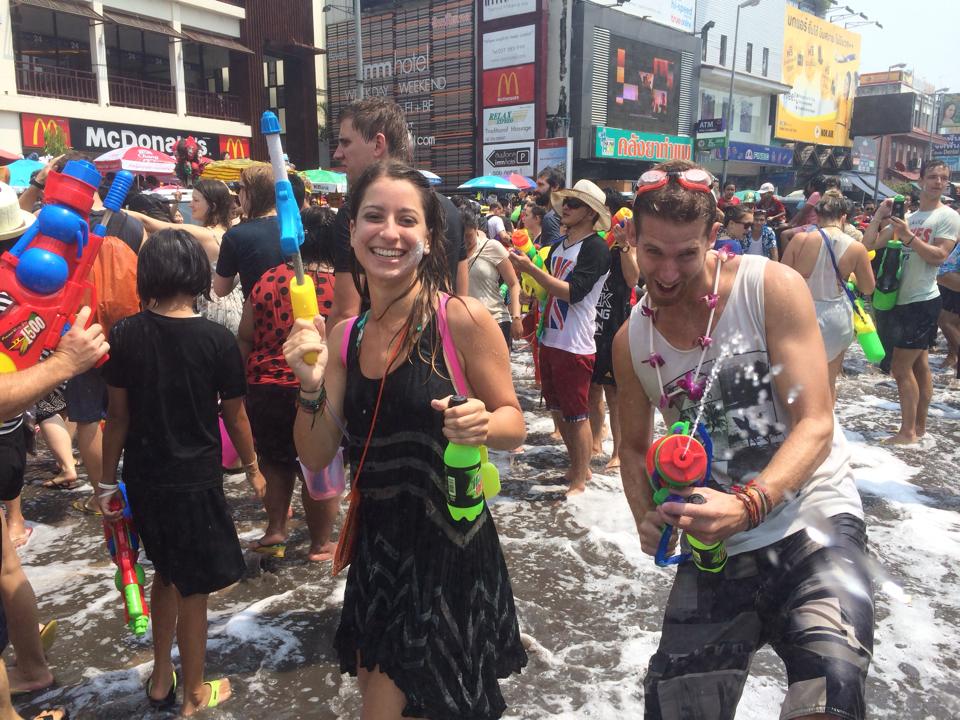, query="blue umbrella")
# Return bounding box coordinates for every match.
[419,169,442,185]
[458,175,518,191]
[7,158,44,188]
